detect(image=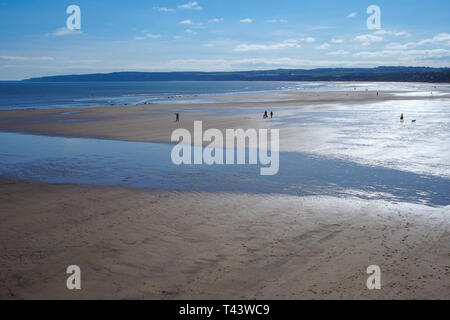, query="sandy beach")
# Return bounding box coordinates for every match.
[0,89,449,144]
[0,88,449,299]
[0,180,448,300]
[2,0,450,304]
